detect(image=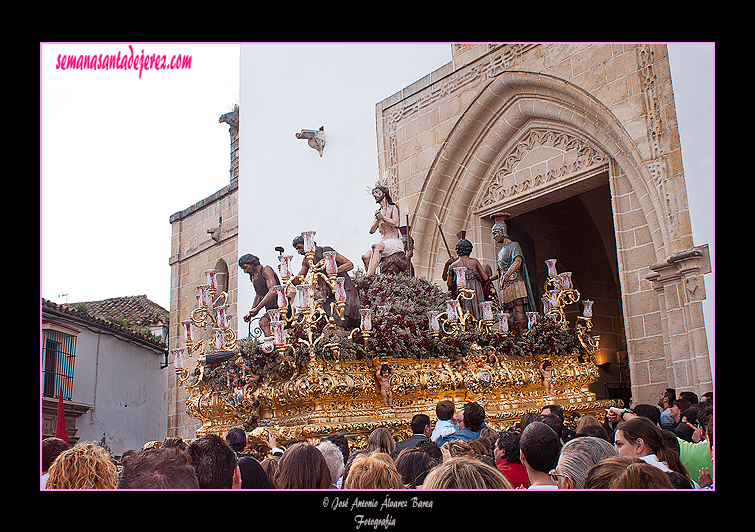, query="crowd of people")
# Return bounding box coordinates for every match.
[42,389,713,490]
